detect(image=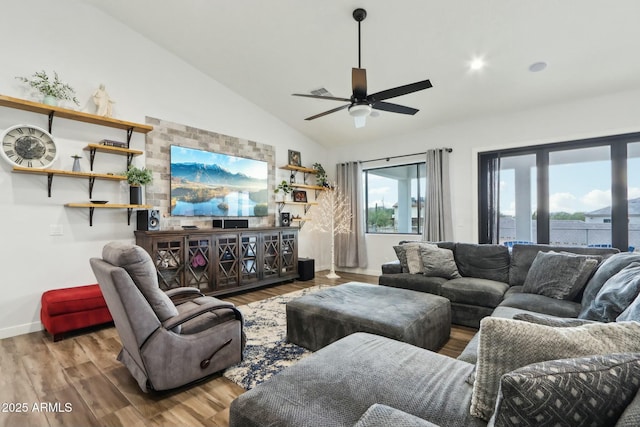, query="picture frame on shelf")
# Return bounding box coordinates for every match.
[288,150,301,167]
[292,190,307,203]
